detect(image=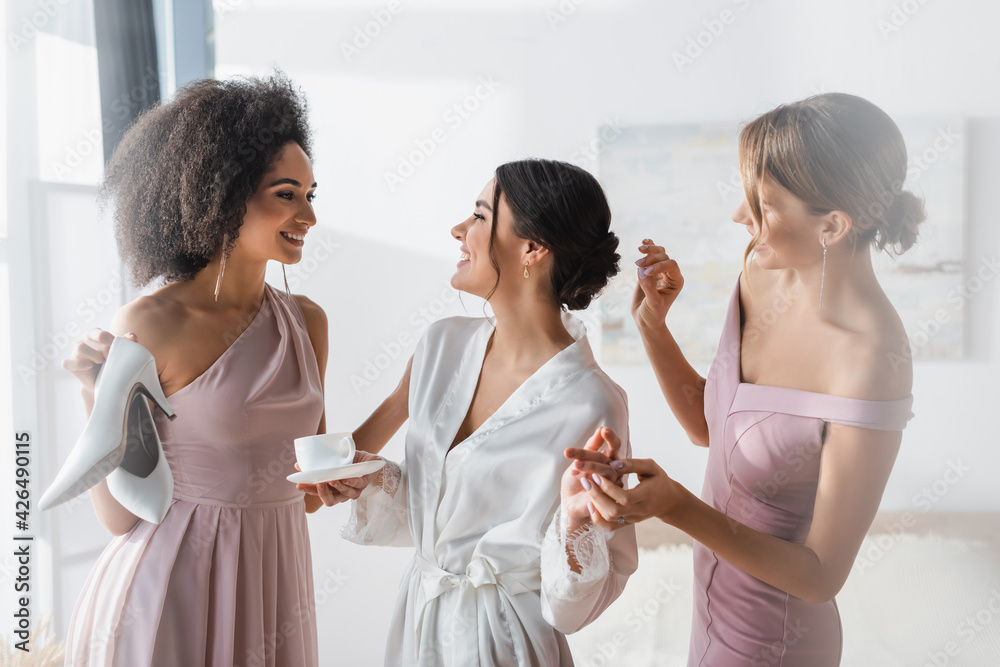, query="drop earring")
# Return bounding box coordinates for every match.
[214,234,229,302]
[819,237,827,310]
[282,263,290,295]
[523,261,530,278]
